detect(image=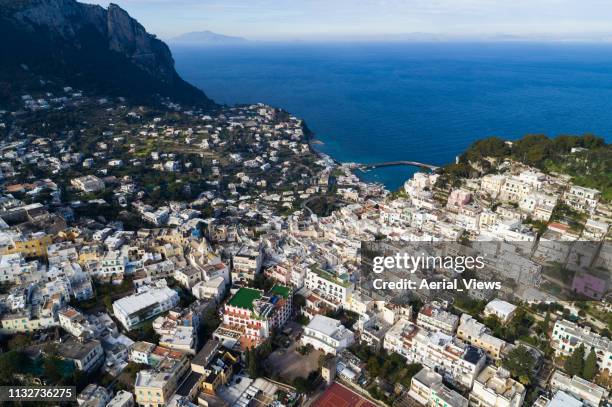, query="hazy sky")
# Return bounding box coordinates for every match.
[84,0,612,41]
